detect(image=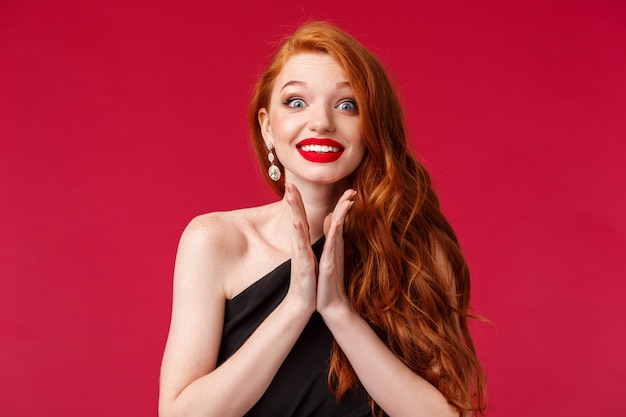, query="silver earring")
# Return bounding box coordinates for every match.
[267,143,281,181]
